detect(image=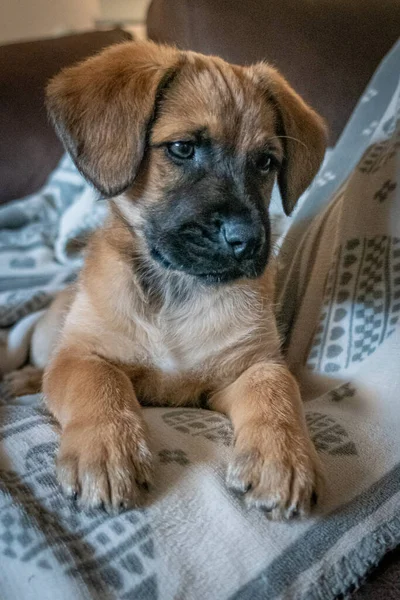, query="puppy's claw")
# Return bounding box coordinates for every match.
[286,504,300,520]
[139,480,150,493]
[261,501,279,514]
[228,437,324,521]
